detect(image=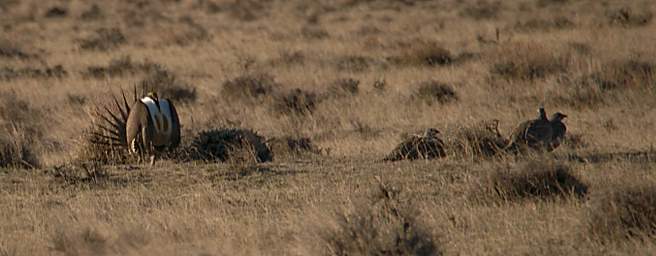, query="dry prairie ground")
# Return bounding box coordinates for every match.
[2,0,656,255]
